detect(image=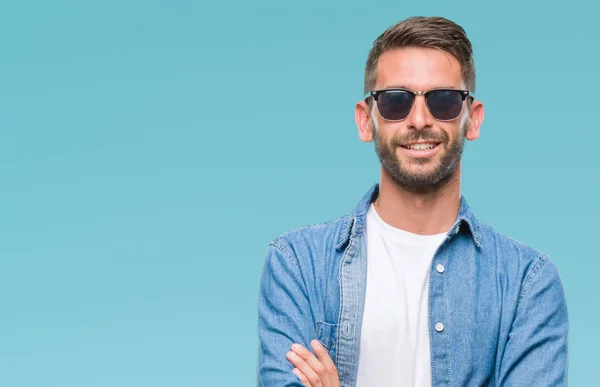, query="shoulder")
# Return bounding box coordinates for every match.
[267,214,352,266]
[479,221,547,261]
[477,221,562,299]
